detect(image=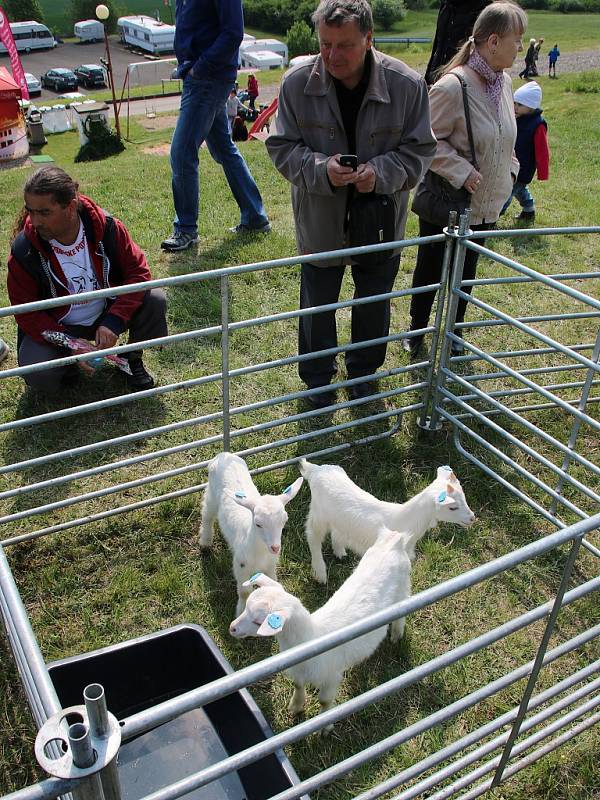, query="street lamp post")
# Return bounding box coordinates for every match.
[95,4,121,139]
